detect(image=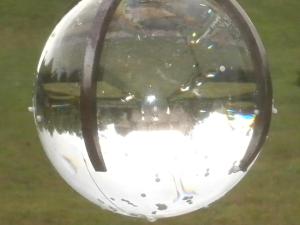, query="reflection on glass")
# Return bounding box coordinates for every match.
[34,0,260,221]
